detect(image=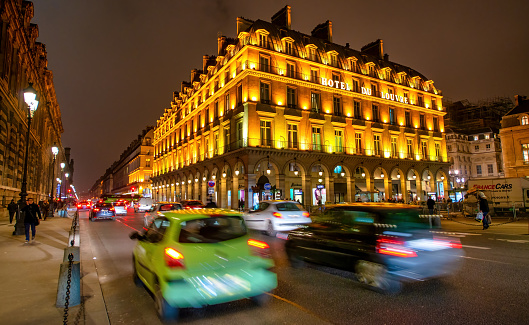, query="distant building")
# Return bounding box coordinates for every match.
[89,127,154,198]
[500,95,529,177]
[444,97,512,130]
[151,5,450,208]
